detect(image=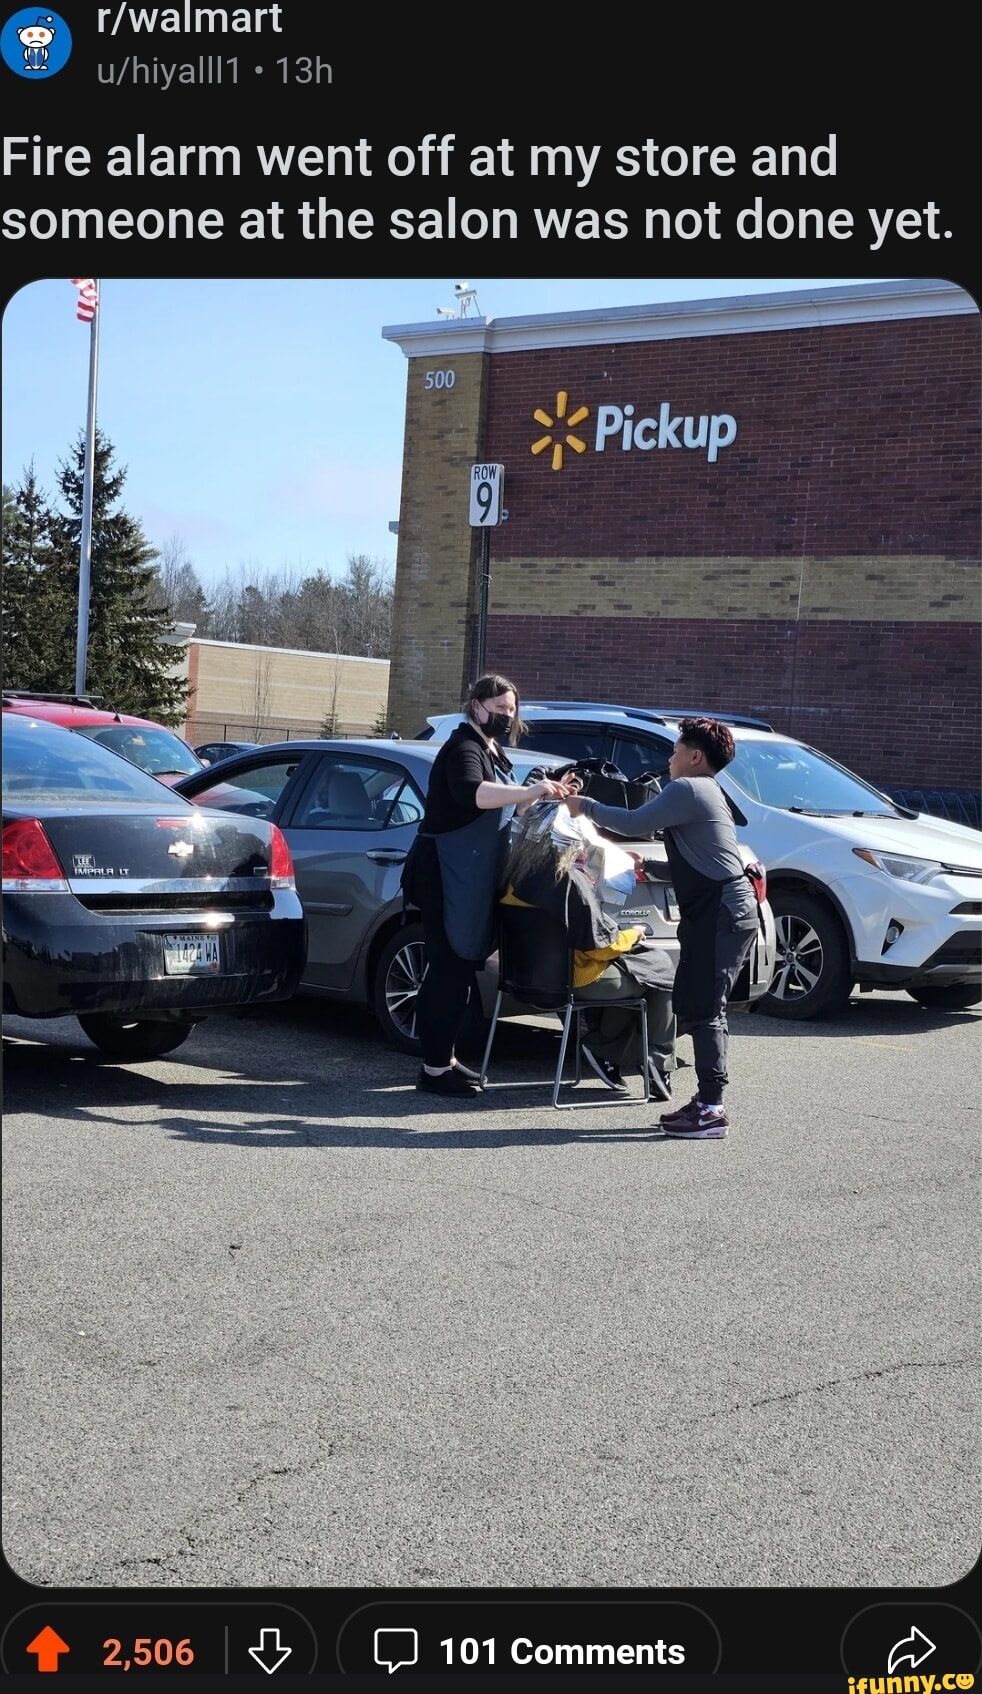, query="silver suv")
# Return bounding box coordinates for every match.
[422,703,982,1020]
